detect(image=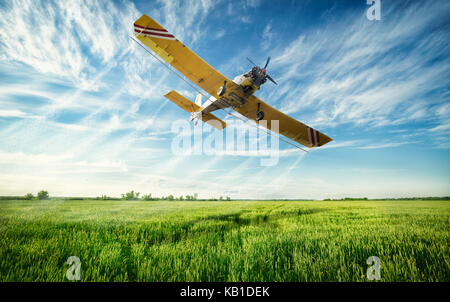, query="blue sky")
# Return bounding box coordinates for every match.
[0,0,448,199]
